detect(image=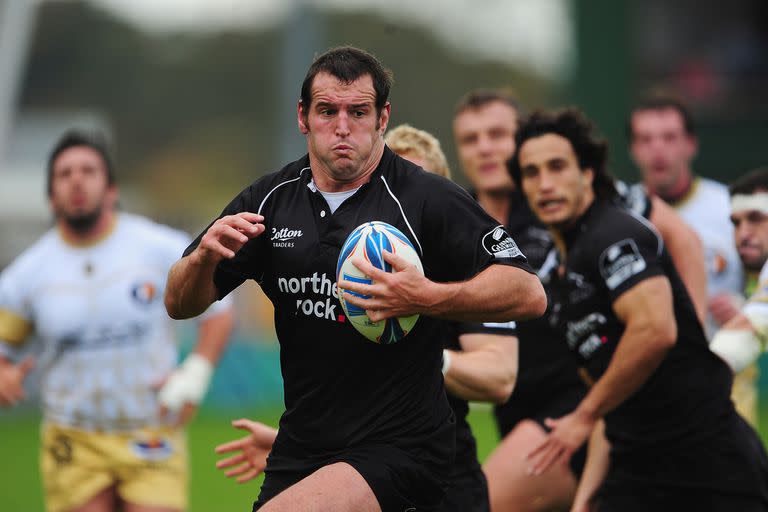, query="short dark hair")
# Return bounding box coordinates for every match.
[730,167,768,196]
[628,91,696,138]
[454,88,521,118]
[508,108,617,200]
[47,130,115,197]
[300,46,393,117]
